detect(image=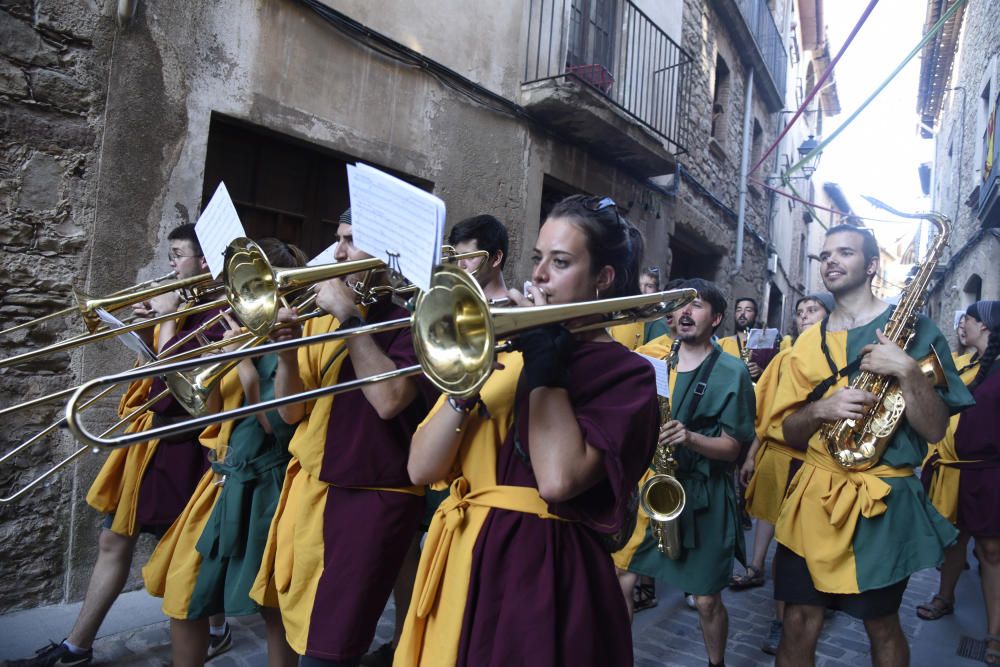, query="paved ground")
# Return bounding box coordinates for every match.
[0,526,989,666]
